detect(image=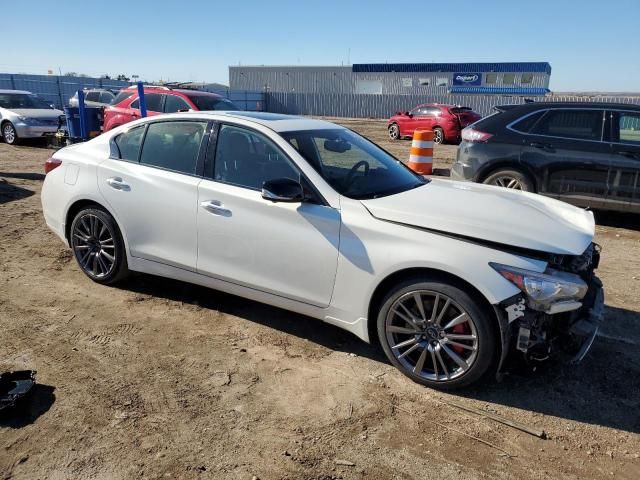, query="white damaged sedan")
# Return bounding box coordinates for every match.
[41,112,604,389]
